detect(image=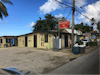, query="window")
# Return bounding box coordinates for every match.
[45,34,48,42]
[6,39,10,43]
[1,39,2,43]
